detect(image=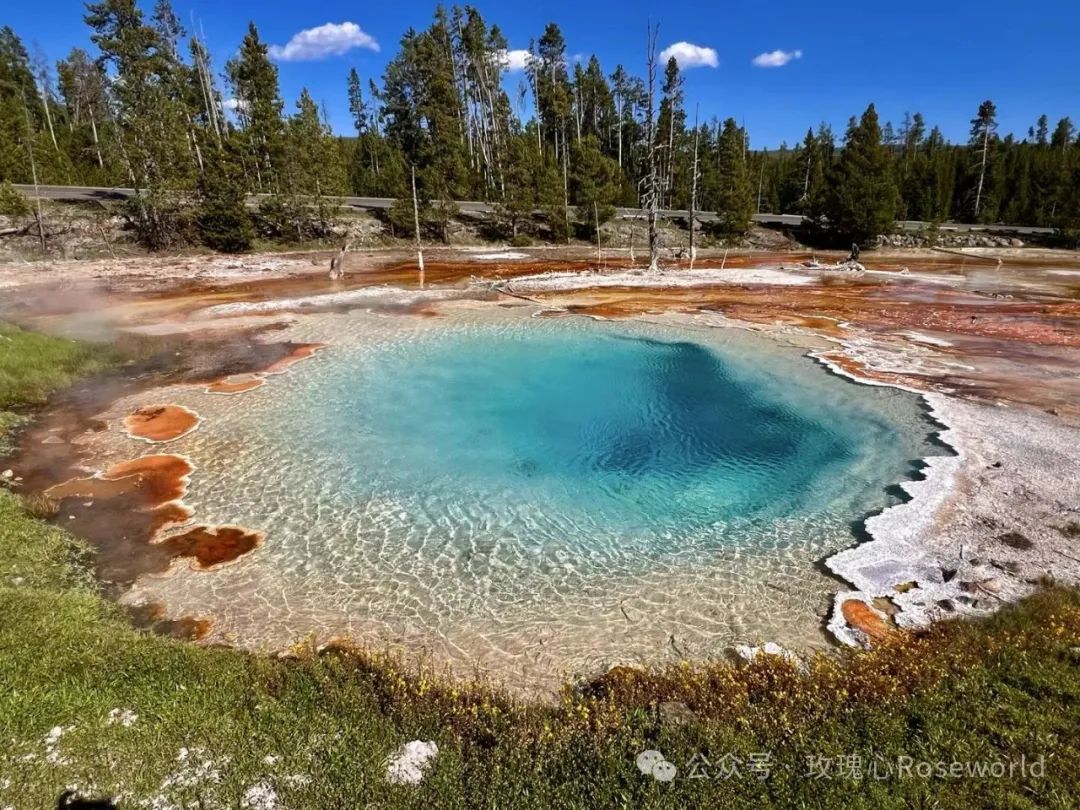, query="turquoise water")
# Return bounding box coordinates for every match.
[135,308,940,689]
[316,329,874,545]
